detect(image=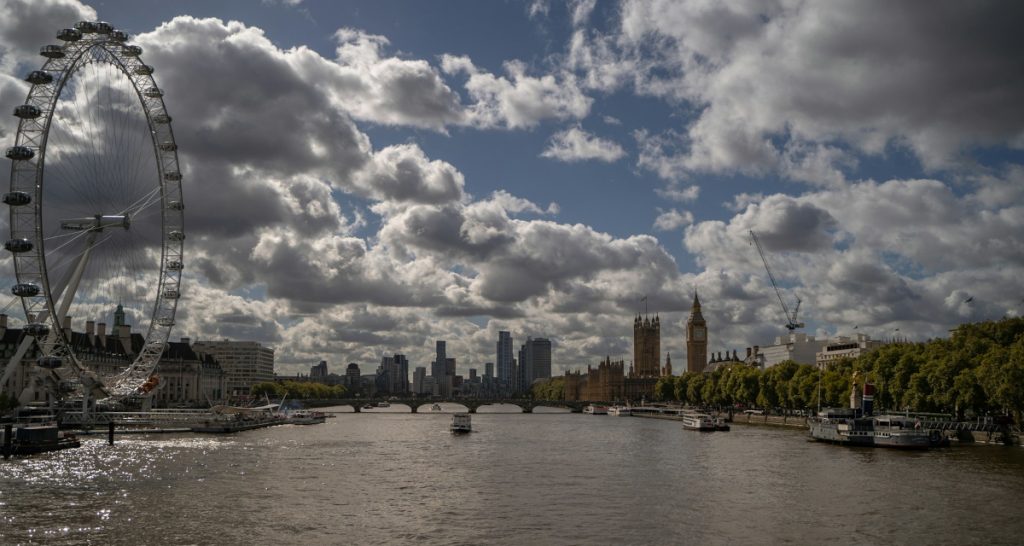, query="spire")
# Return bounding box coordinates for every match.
[114,303,126,327]
[692,290,701,310]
